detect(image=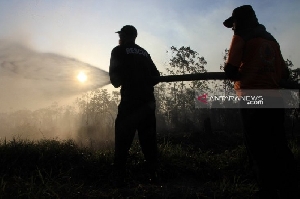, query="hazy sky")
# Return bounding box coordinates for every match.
[0,0,299,92]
